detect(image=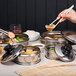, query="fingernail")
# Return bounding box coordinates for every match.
[57,17,60,19]
[59,20,61,23]
[59,18,63,23]
[61,14,63,17]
